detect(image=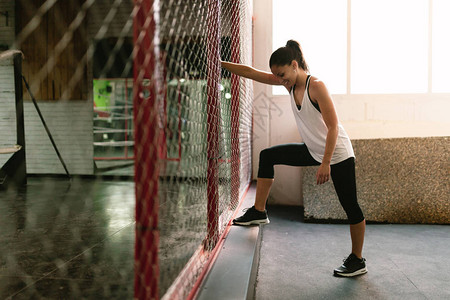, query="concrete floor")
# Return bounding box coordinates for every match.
[0,177,135,299]
[256,205,450,300]
[2,179,449,299]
